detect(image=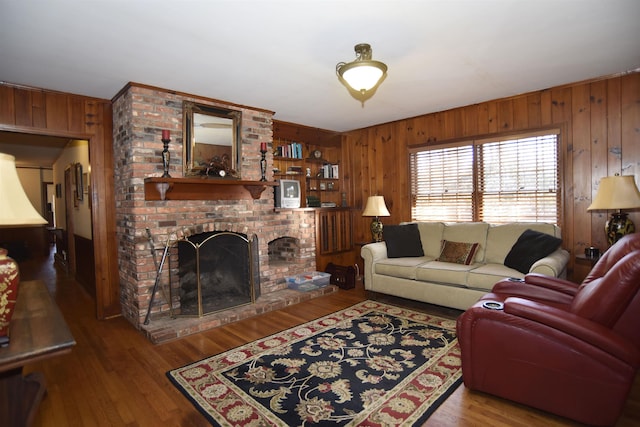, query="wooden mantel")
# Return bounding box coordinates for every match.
[144,177,278,201]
